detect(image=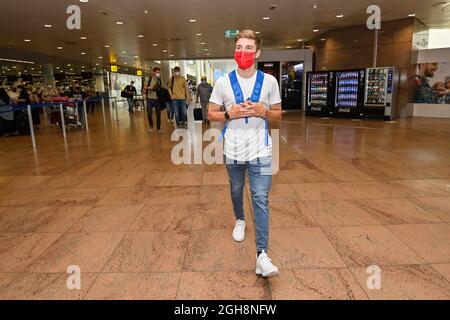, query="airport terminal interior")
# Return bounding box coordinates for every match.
[0,0,450,300]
